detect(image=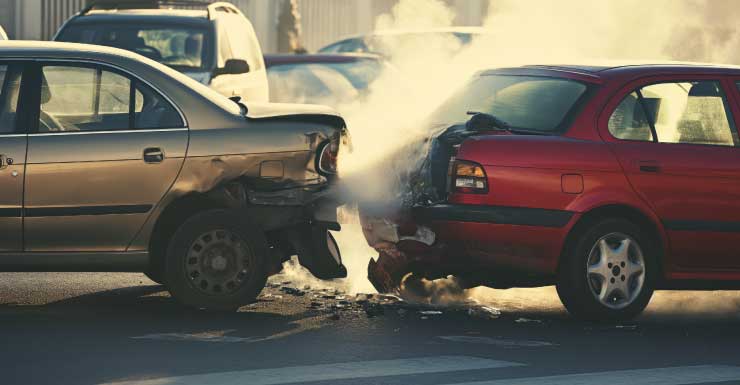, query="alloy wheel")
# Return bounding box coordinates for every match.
[585,232,646,310]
